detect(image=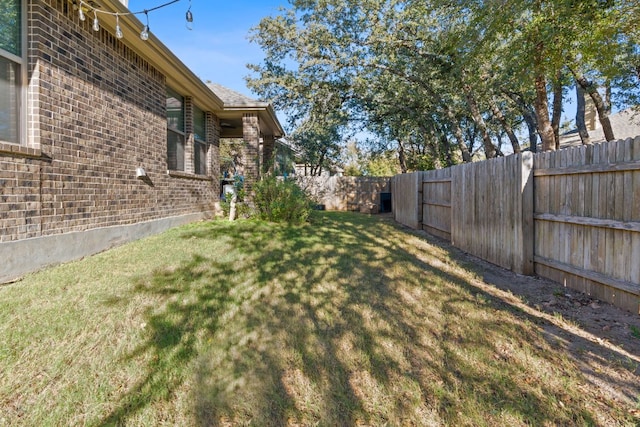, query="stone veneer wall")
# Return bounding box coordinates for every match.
[0,0,219,279]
